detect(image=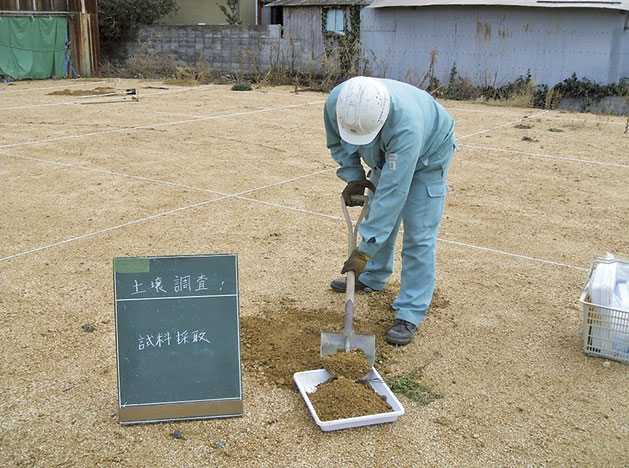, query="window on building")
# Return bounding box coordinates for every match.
[325,8,345,35]
[270,6,283,26]
[264,4,283,37]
